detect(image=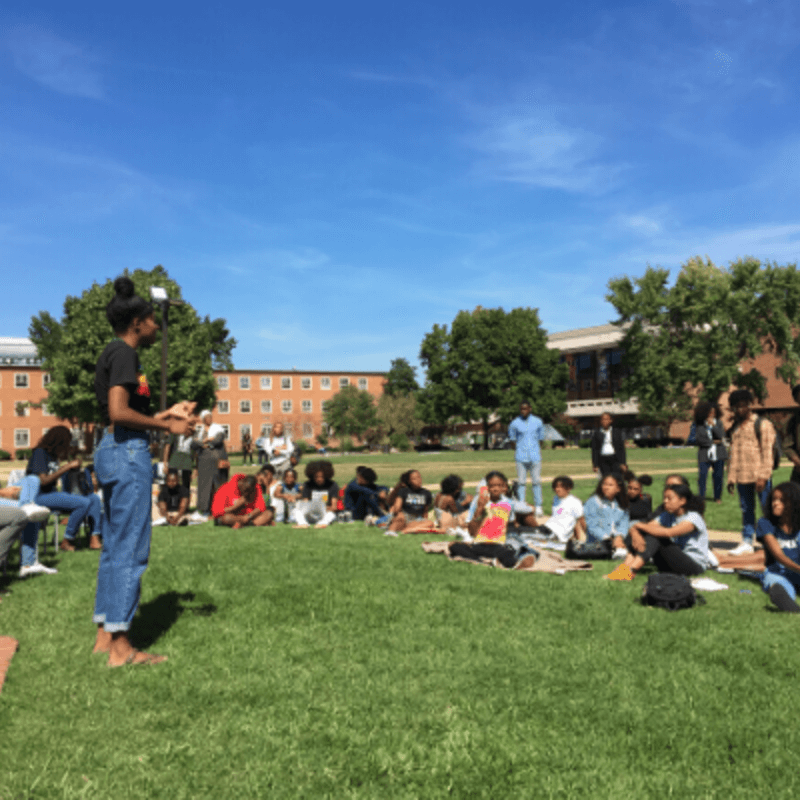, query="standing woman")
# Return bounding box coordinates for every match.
[694,401,727,504]
[93,276,195,667]
[193,410,228,516]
